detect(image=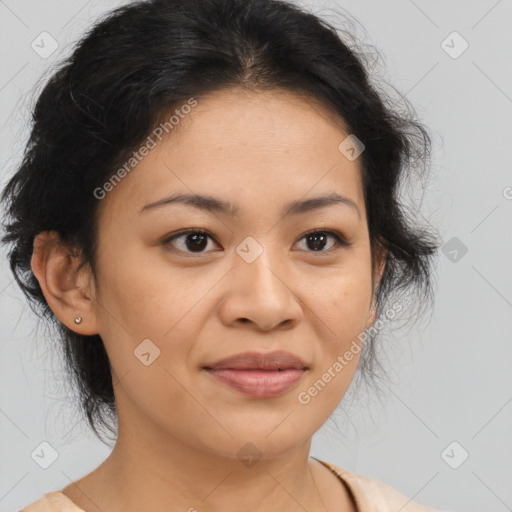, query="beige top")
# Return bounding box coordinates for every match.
[20,459,442,511]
